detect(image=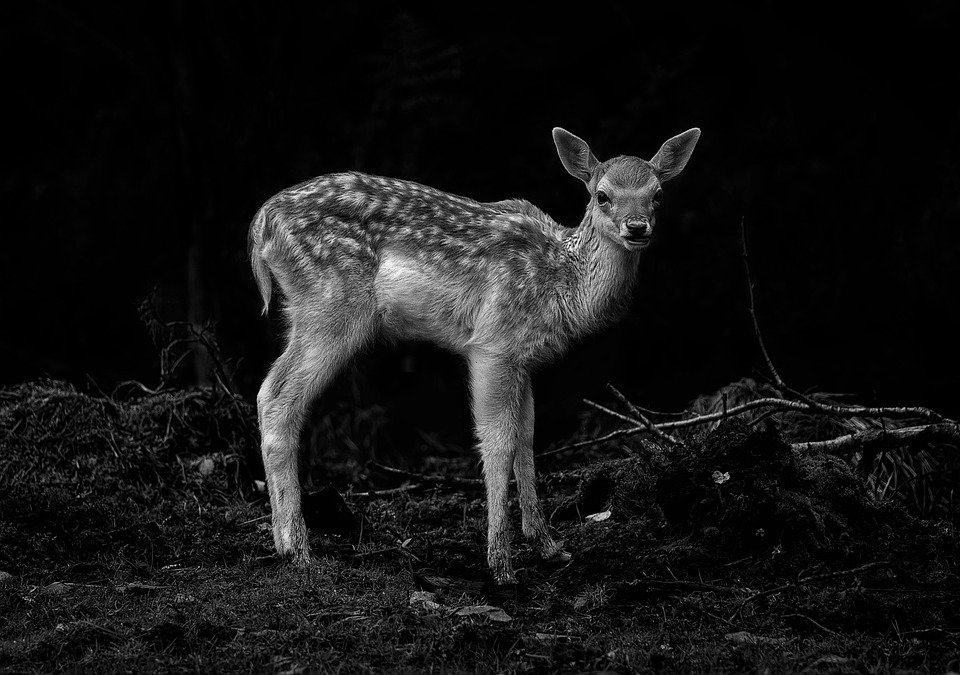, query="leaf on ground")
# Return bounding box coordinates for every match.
[585,510,612,523]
